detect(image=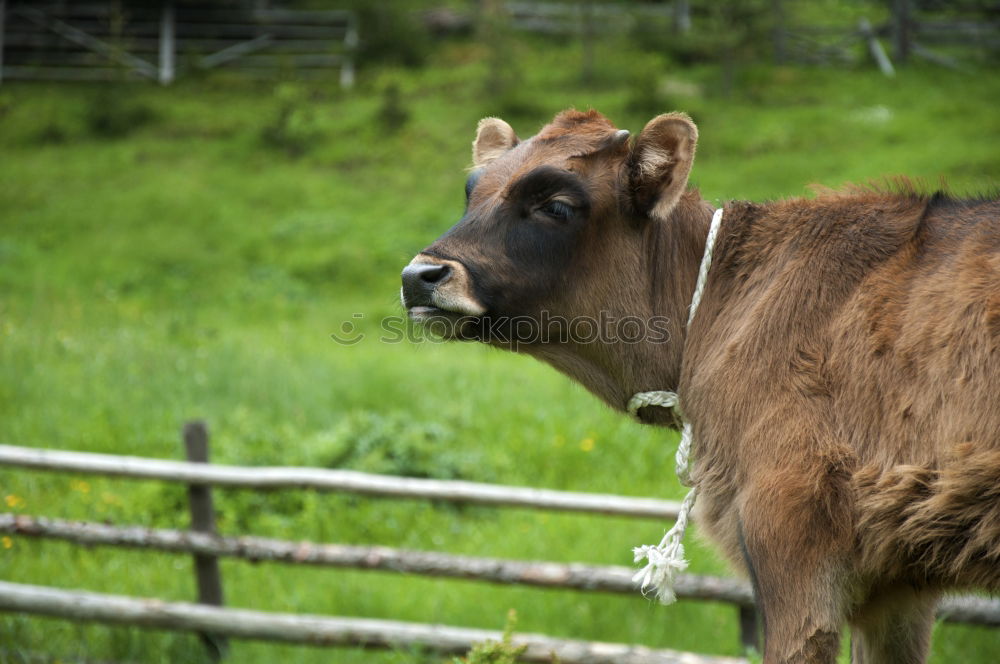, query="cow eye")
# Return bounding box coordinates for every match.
[539,199,574,221]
